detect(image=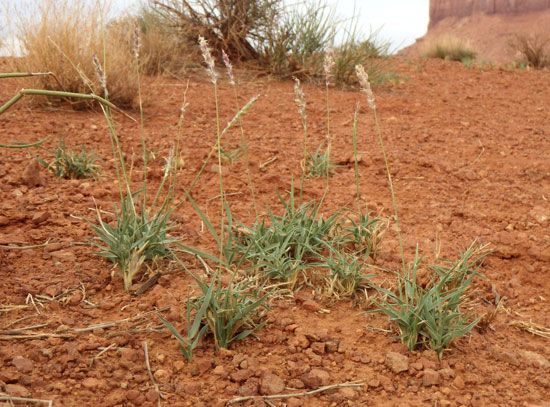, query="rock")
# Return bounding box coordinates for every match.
[385,352,409,373]
[452,375,465,390]
[50,250,76,263]
[12,356,33,373]
[301,368,330,388]
[338,387,357,400]
[145,389,159,402]
[230,369,254,383]
[213,365,226,376]
[0,216,9,226]
[519,351,550,369]
[82,377,101,389]
[423,369,441,386]
[5,384,31,398]
[302,300,321,312]
[310,342,326,354]
[153,369,171,383]
[368,378,380,388]
[260,373,285,395]
[21,159,44,187]
[31,211,50,225]
[325,341,339,353]
[238,378,259,396]
[126,389,140,401]
[439,368,455,380]
[209,164,229,175]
